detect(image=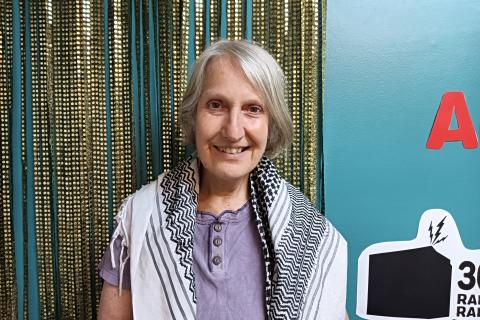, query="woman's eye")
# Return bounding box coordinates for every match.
[248,105,263,113]
[207,101,222,109]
